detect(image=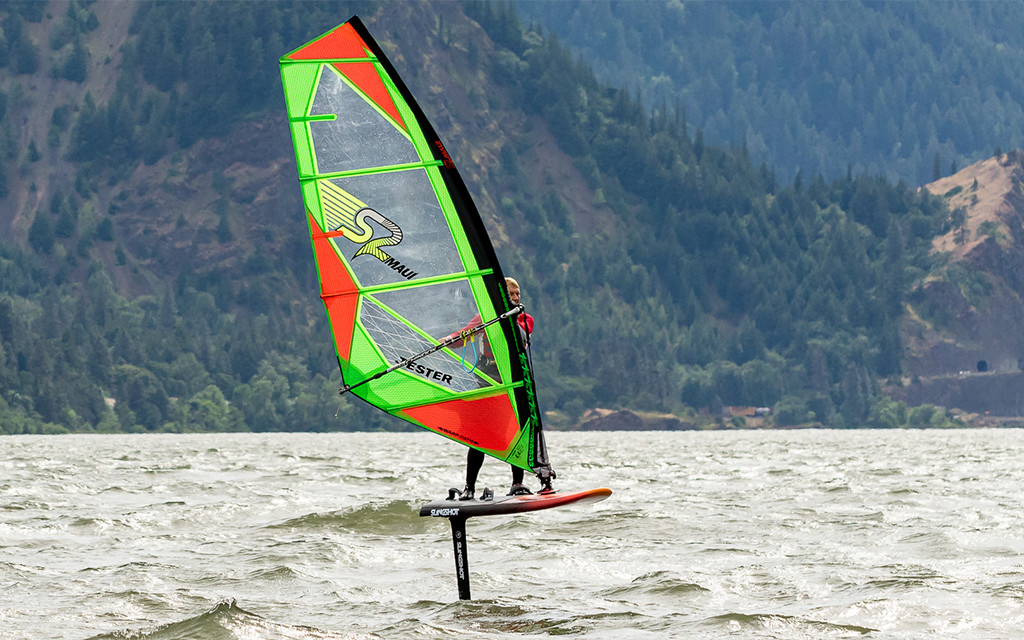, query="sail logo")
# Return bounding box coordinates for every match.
[344,207,418,280]
[380,253,418,280]
[401,360,454,385]
[317,180,417,280]
[434,140,455,168]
